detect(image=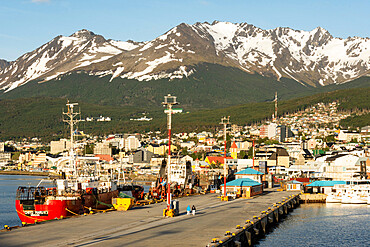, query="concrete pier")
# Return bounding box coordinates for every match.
[208,193,300,246]
[1,189,297,247]
[299,193,327,203]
